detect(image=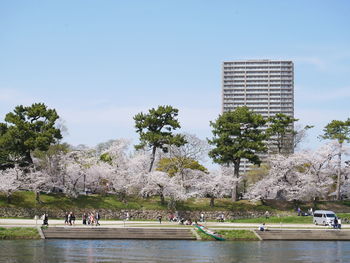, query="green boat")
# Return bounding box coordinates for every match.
[195,224,225,241]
